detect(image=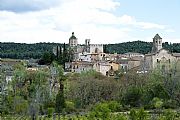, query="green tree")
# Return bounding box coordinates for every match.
[53,62,66,113]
